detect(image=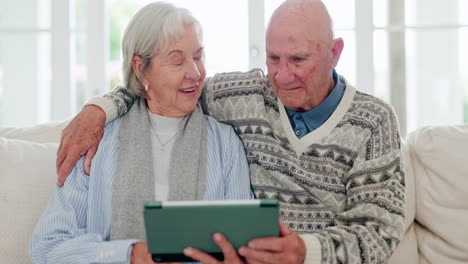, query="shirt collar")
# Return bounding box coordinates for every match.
[285,69,346,131]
